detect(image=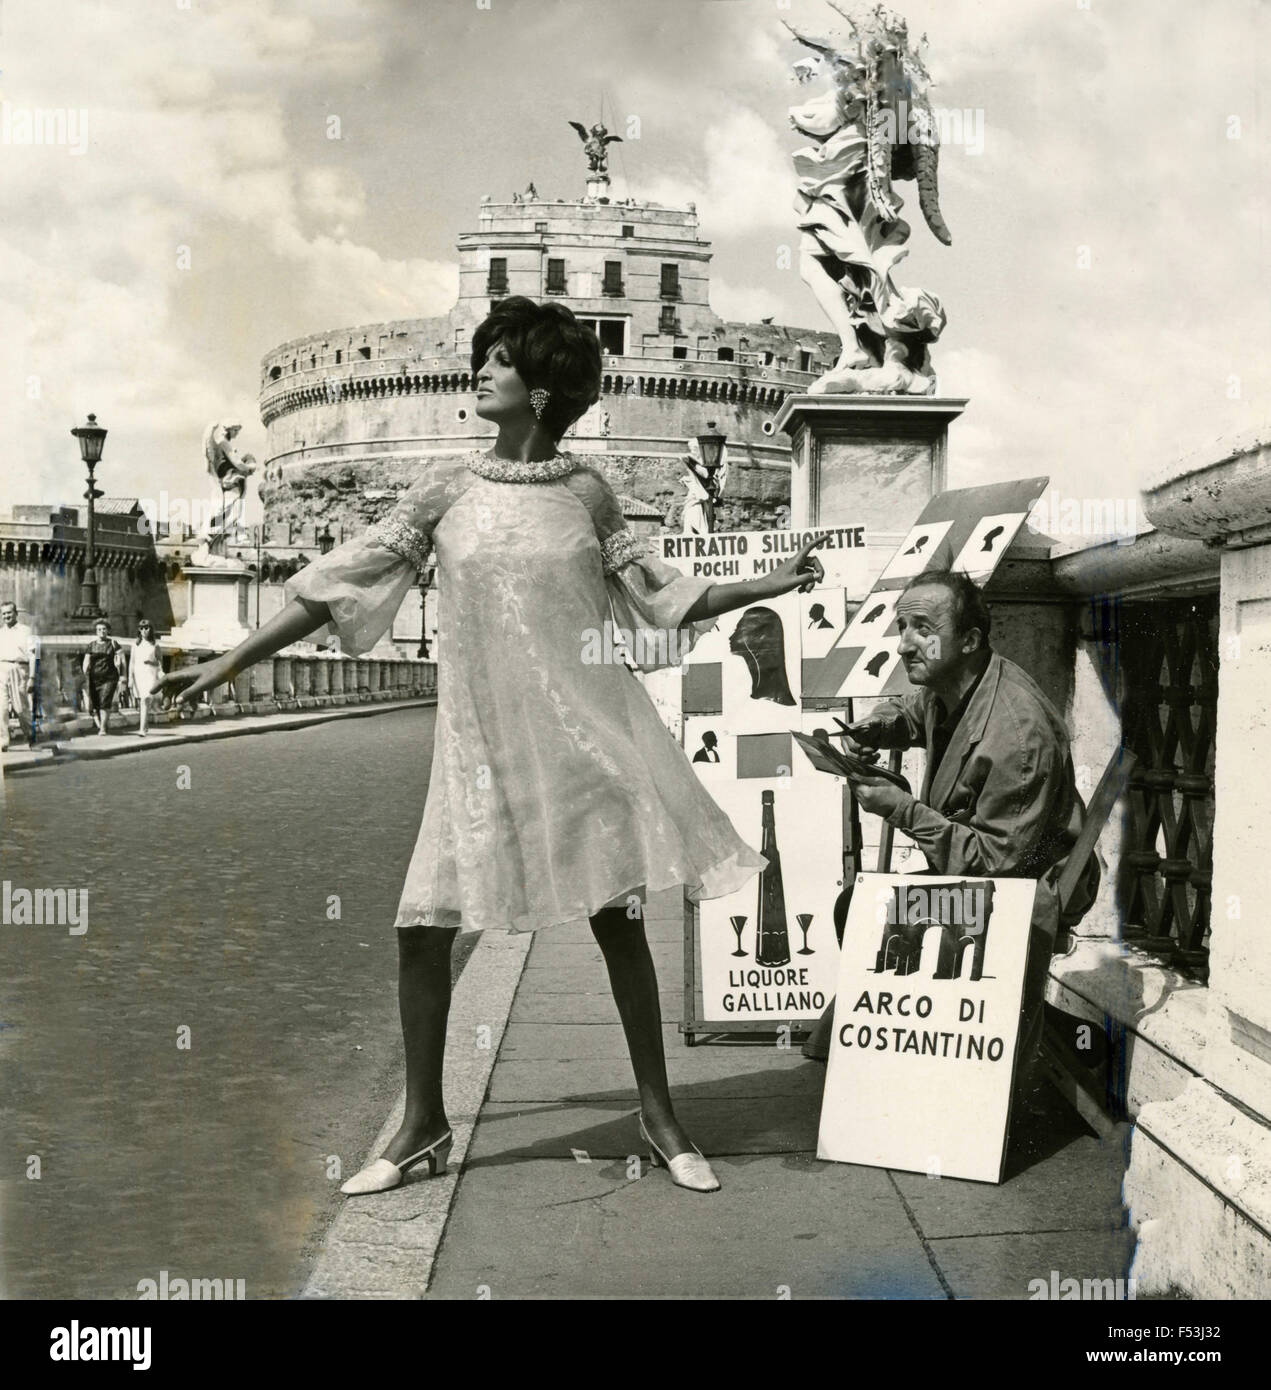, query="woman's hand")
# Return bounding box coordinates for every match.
[151,657,234,711]
[764,531,833,596]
